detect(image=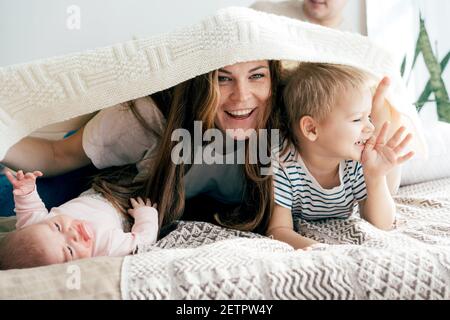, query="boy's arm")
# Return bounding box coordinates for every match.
[359,177,396,230]
[267,205,319,250]
[360,123,413,230]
